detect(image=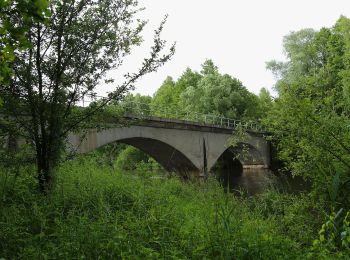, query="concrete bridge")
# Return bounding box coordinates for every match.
[68,115,271,176]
